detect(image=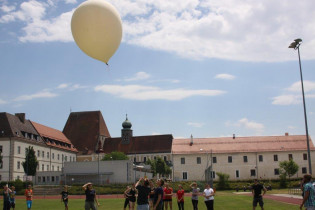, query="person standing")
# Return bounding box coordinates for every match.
[203,184,214,210]
[82,182,100,210]
[24,185,33,210]
[123,186,130,210]
[153,179,164,210]
[300,174,315,210]
[125,183,137,210]
[190,182,200,210]
[61,185,69,210]
[136,177,151,210]
[252,179,267,210]
[149,180,155,210]
[163,183,173,210]
[3,185,11,210]
[9,186,16,210]
[176,185,184,210]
